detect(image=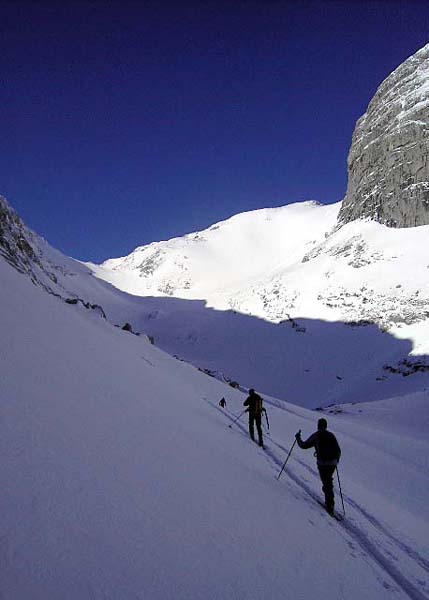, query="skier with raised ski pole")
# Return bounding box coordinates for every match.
[243,388,267,448]
[295,418,342,516]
